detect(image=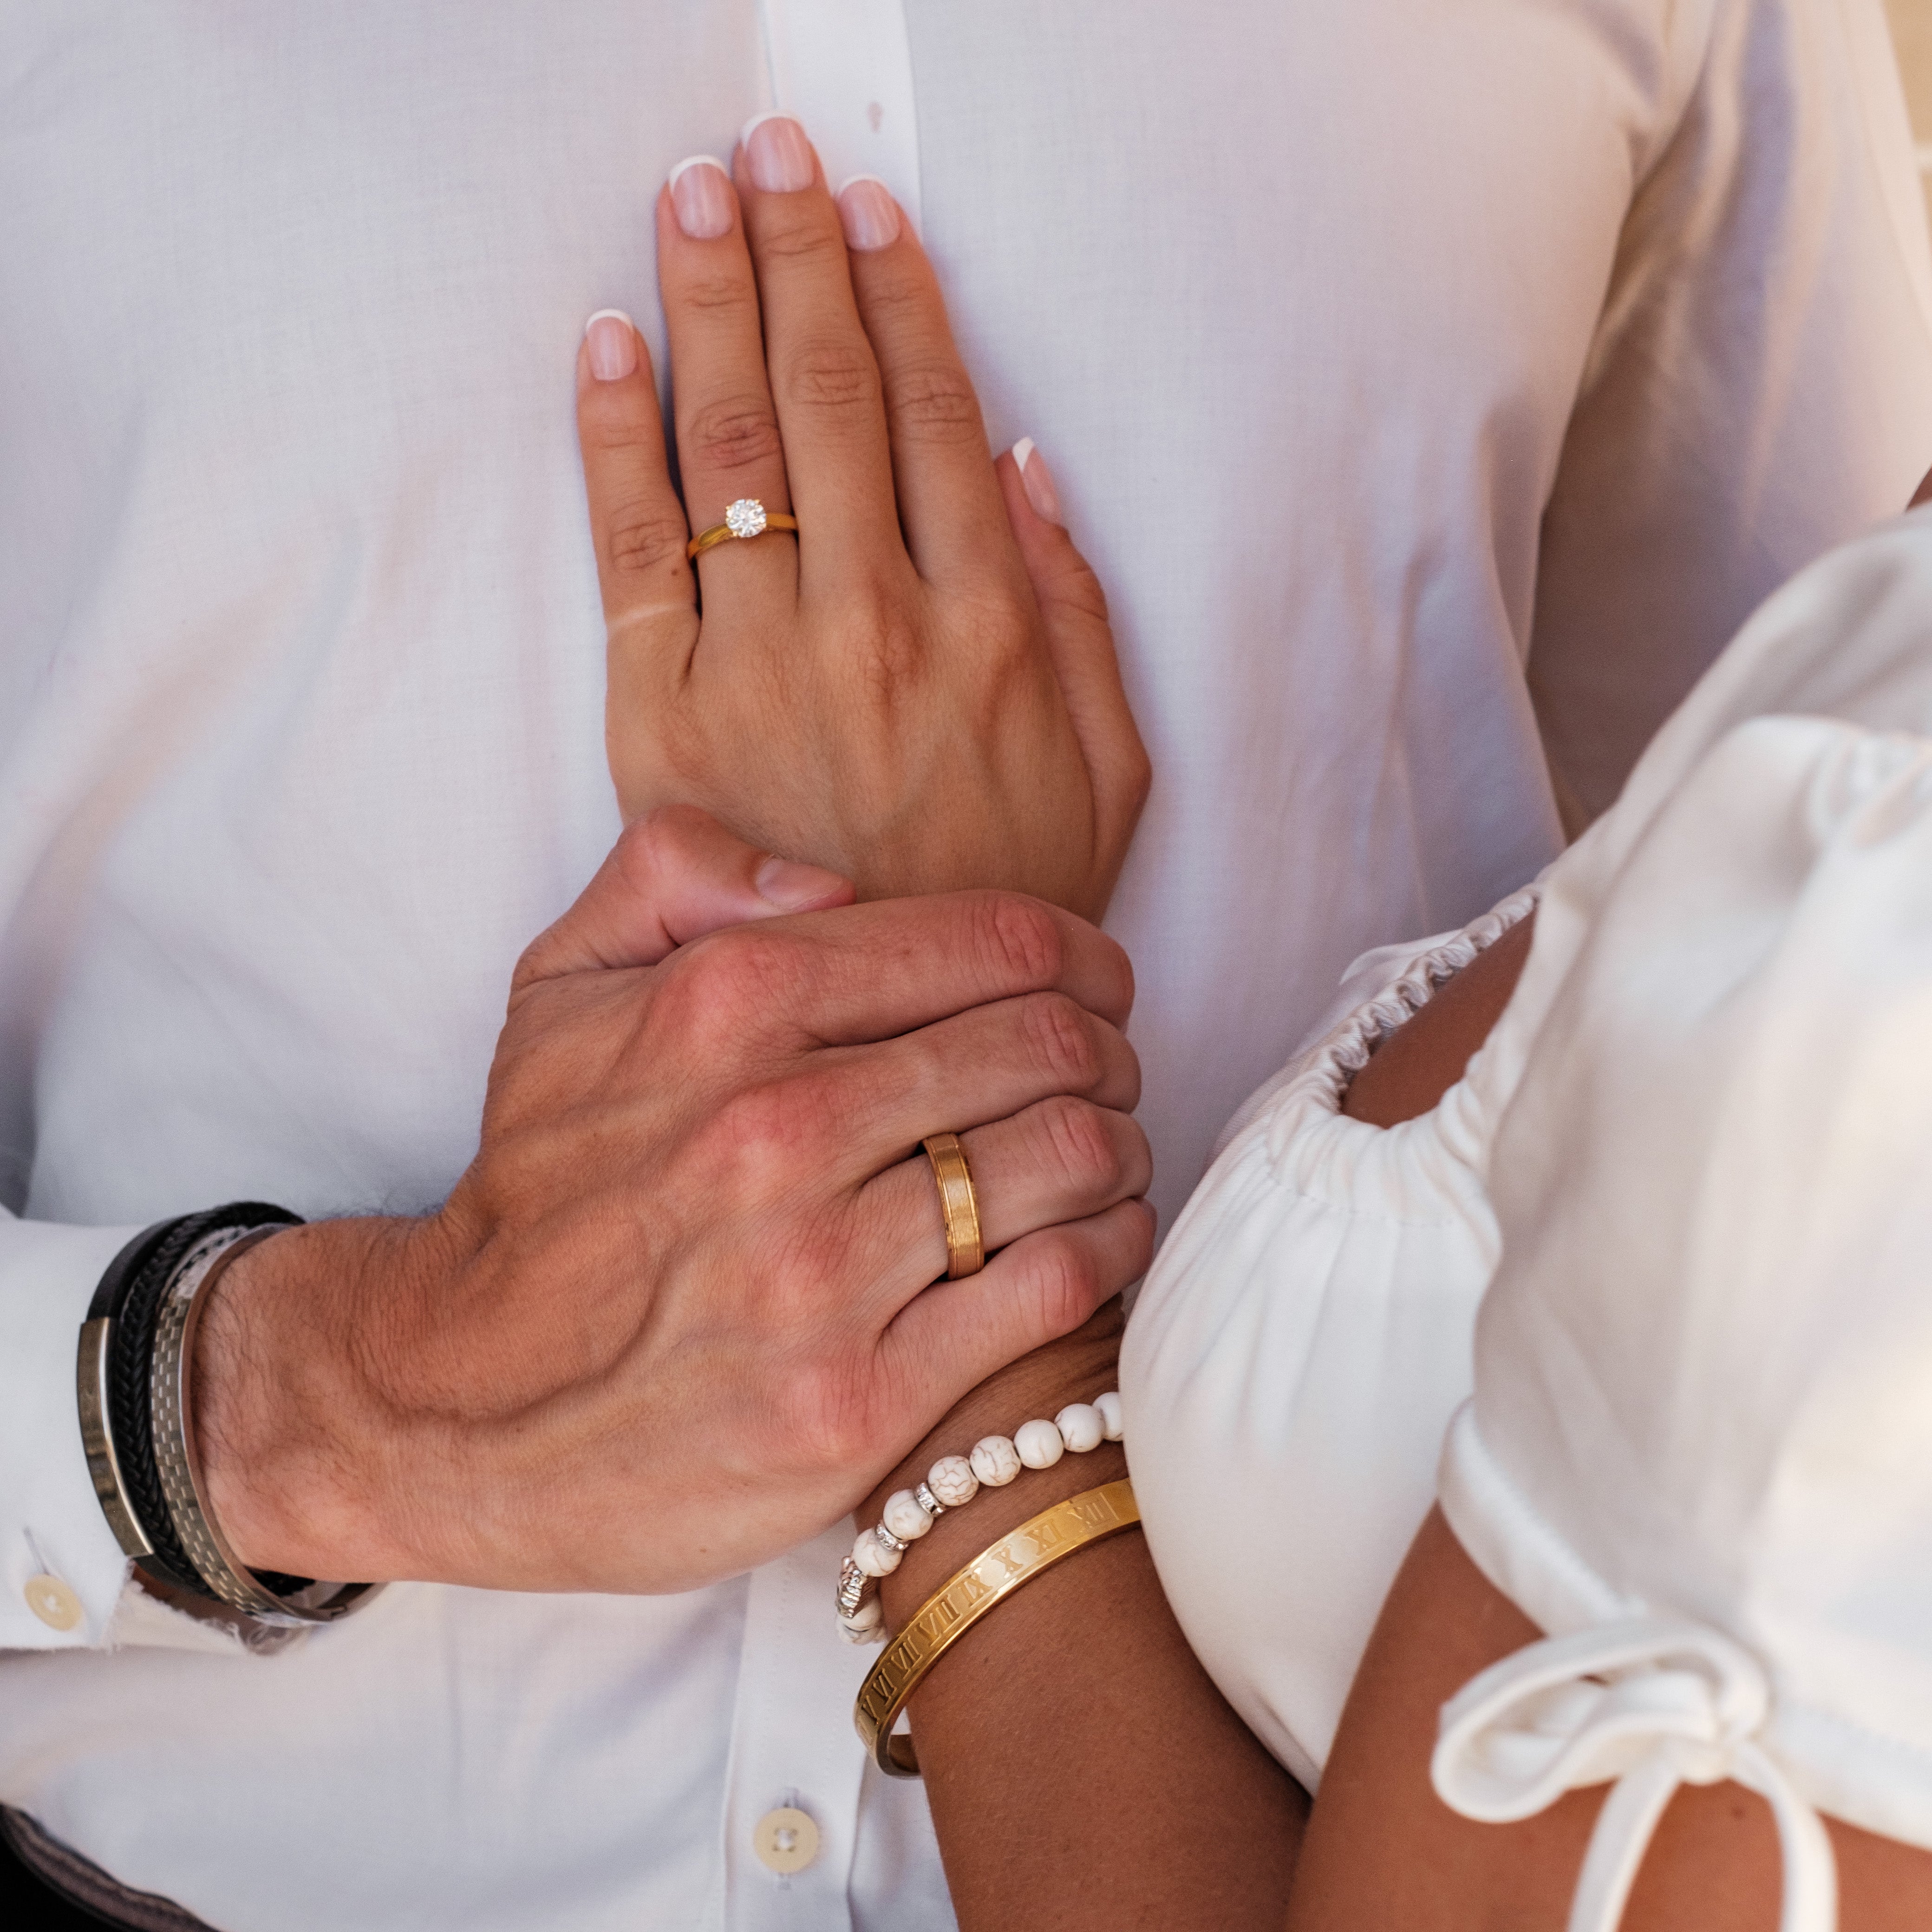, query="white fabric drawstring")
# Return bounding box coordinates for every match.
[1432,1619,1837,1932]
